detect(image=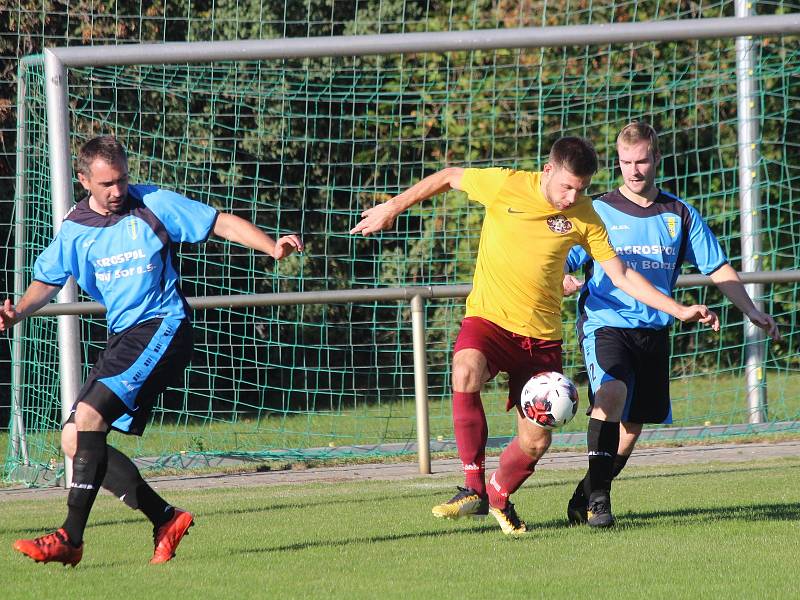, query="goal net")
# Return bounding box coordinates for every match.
[7,5,800,485]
